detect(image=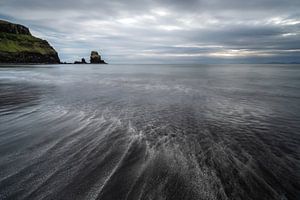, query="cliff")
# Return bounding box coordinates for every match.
[0,20,60,64]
